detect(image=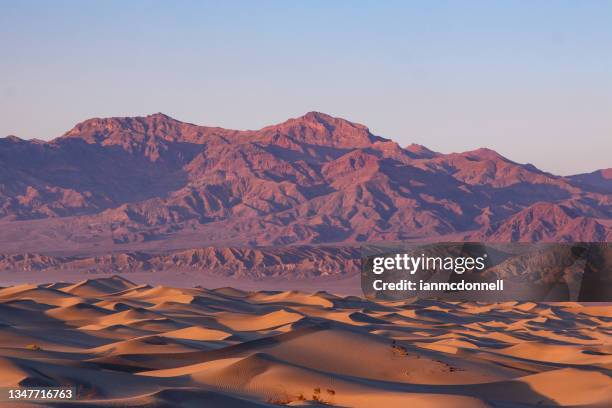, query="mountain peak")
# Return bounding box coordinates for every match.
[147,112,174,120]
[2,135,24,143]
[462,147,507,161]
[298,111,356,128]
[285,111,368,130]
[260,112,380,148]
[405,143,439,158]
[302,111,335,121]
[59,113,192,143]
